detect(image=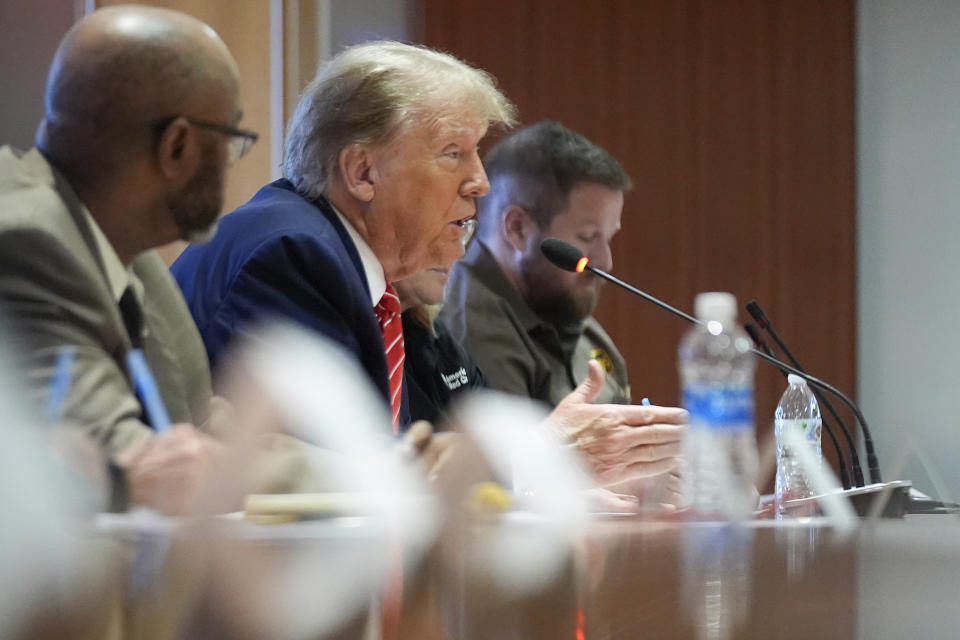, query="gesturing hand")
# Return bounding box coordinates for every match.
[545,360,687,486]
